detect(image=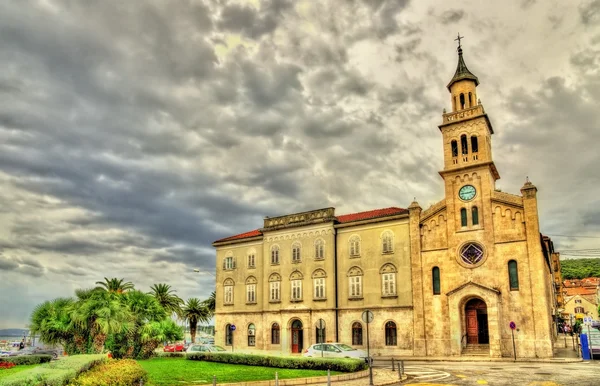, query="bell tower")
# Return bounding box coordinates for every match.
[438,36,500,234]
